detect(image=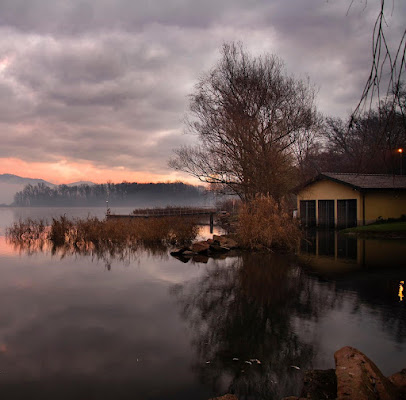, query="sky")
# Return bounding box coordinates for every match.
[0,0,405,184]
